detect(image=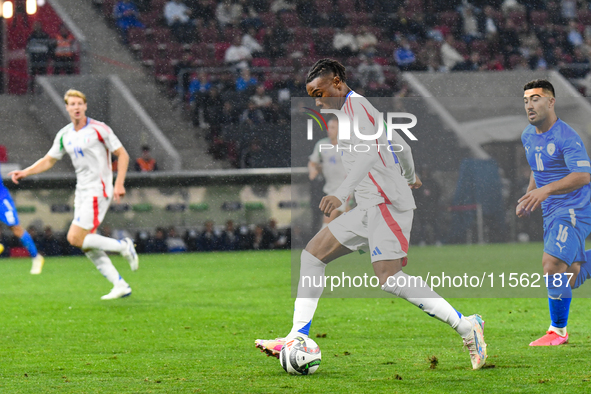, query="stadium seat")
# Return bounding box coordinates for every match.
[139,9,164,28]
[141,43,160,66]
[530,11,548,27]
[154,58,175,83]
[153,28,173,49]
[166,43,185,63]
[222,27,242,43]
[292,27,314,44]
[274,57,294,68]
[373,57,388,66]
[102,0,116,20]
[10,247,29,258]
[405,0,424,13]
[337,0,356,14]
[214,42,231,61]
[128,27,147,51]
[199,27,219,43]
[438,11,460,28]
[280,12,301,28]
[347,12,371,26]
[314,0,331,11]
[252,58,271,67]
[470,40,489,57]
[260,13,277,29]
[507,10,526,25]
[0,145,7,163]
[579,10,591,25]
